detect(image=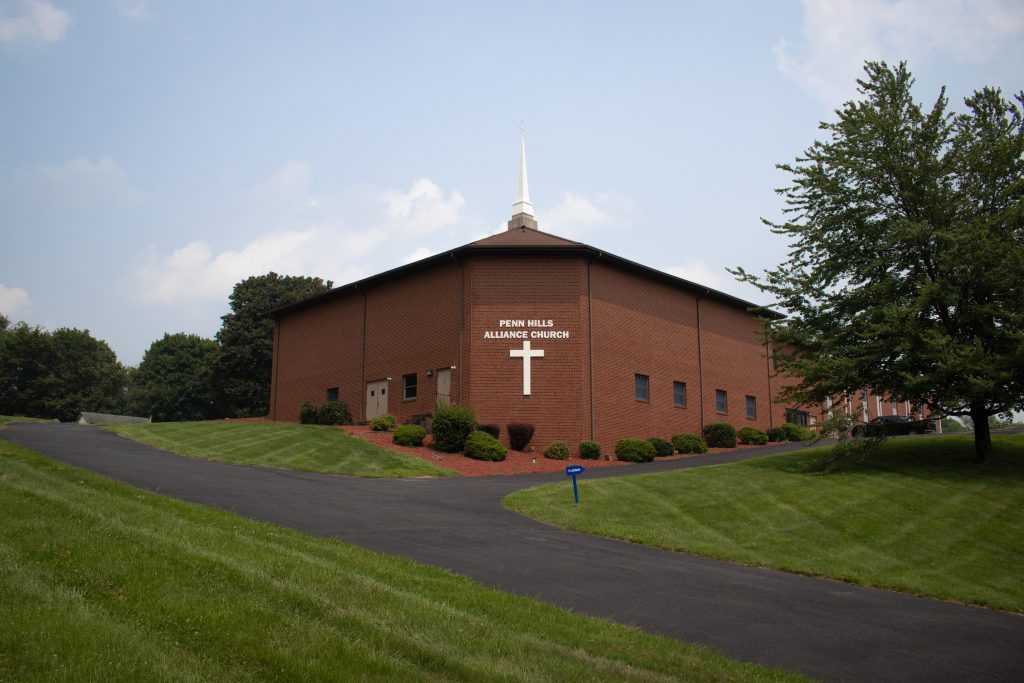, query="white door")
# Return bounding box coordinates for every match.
[366,380,388,420]
[436,369,451,405]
